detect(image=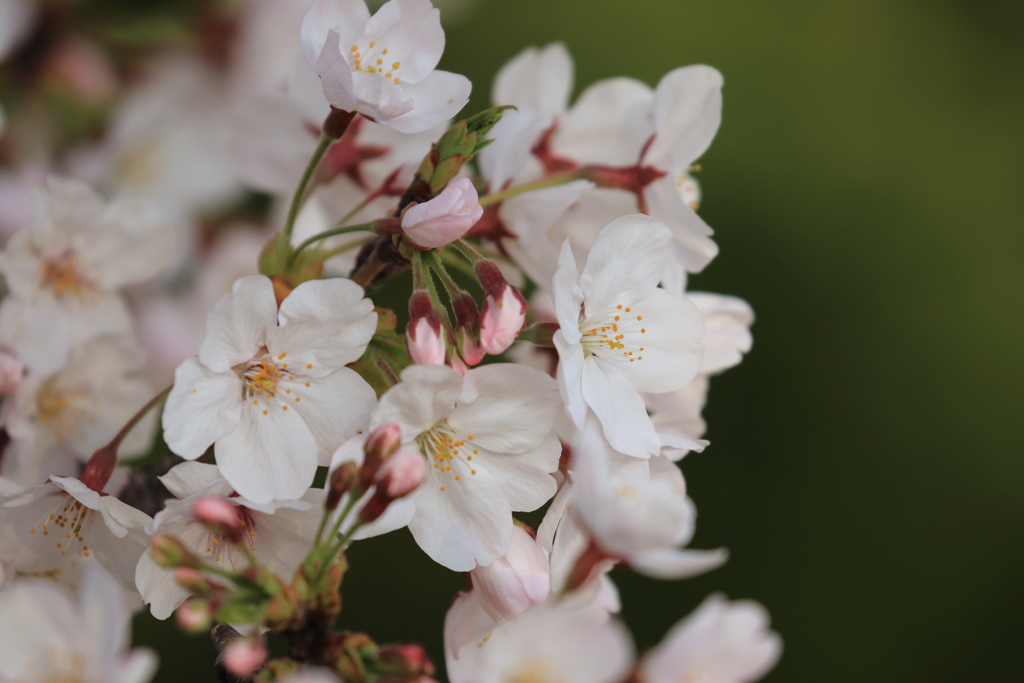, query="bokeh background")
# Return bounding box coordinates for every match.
[5,0,1023,680]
